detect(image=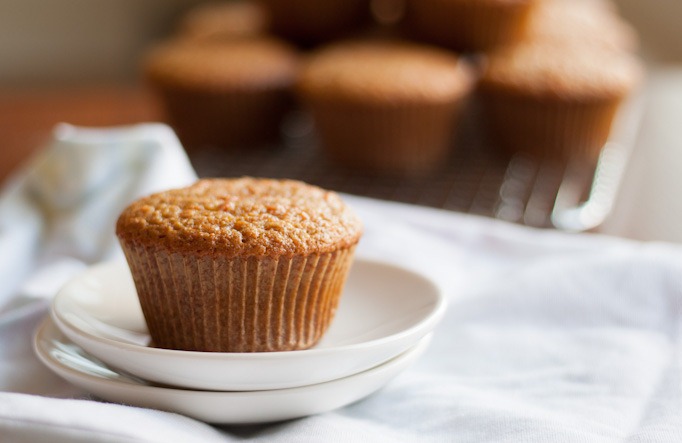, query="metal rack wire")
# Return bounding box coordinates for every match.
[191,97,641,231]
